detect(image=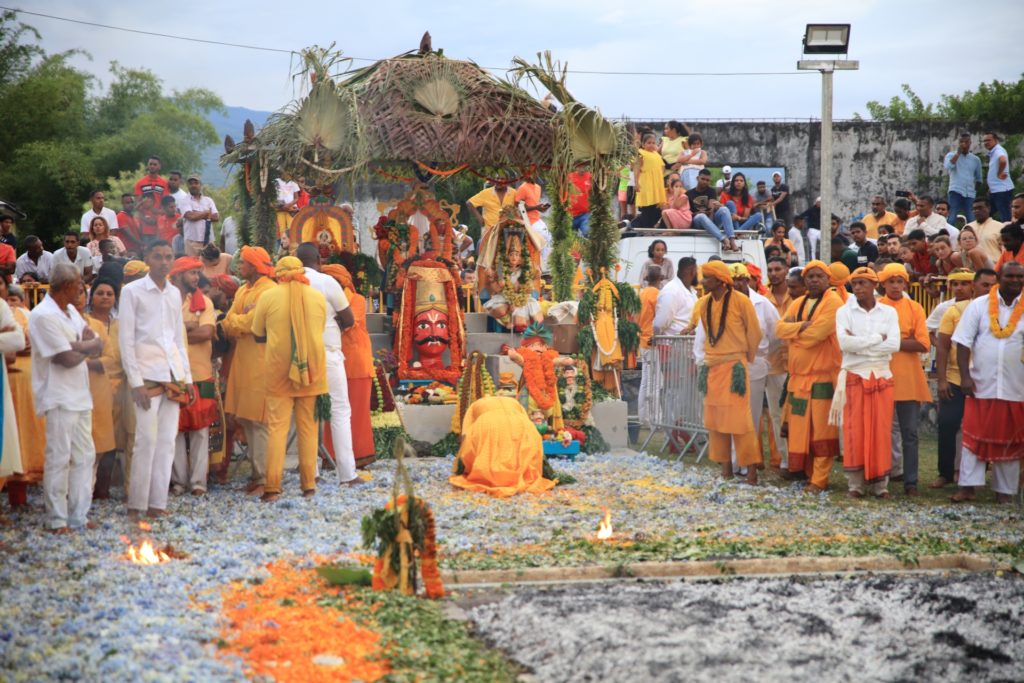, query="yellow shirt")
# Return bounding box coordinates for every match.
[861,211,898,240]
[659,136,686,169]
[251,283,328,398]
[636,149,667,208]
[468,187,516,228]
[182,294,217,381]
[938,299,970,387]
[223,275,276,420]
[638,286,659,349]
